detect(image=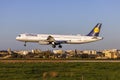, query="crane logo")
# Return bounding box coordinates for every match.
[94,27,99,33]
